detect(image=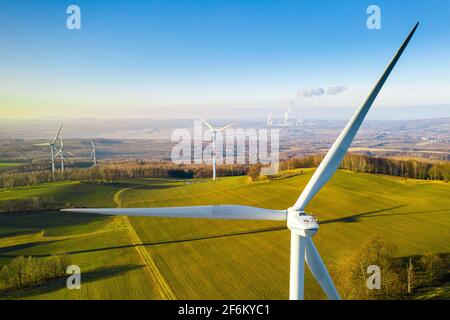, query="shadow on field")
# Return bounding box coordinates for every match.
[0,211,111,238]
[0,226,287,258]
[134,185,177,191]
[319,205,450,225]
[71,225,287,256]
[105,180,180,190]
[1,264,143,299]
[75,225,287,255]
[0,240,61,256]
